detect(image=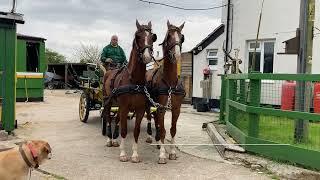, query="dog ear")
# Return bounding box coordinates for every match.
[42,142,51,154]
